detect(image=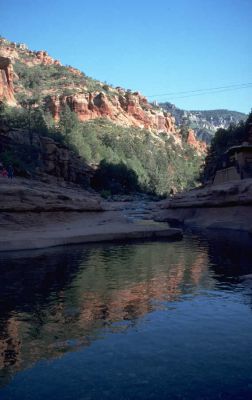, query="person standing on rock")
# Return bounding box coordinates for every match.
[7,164,14,180]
